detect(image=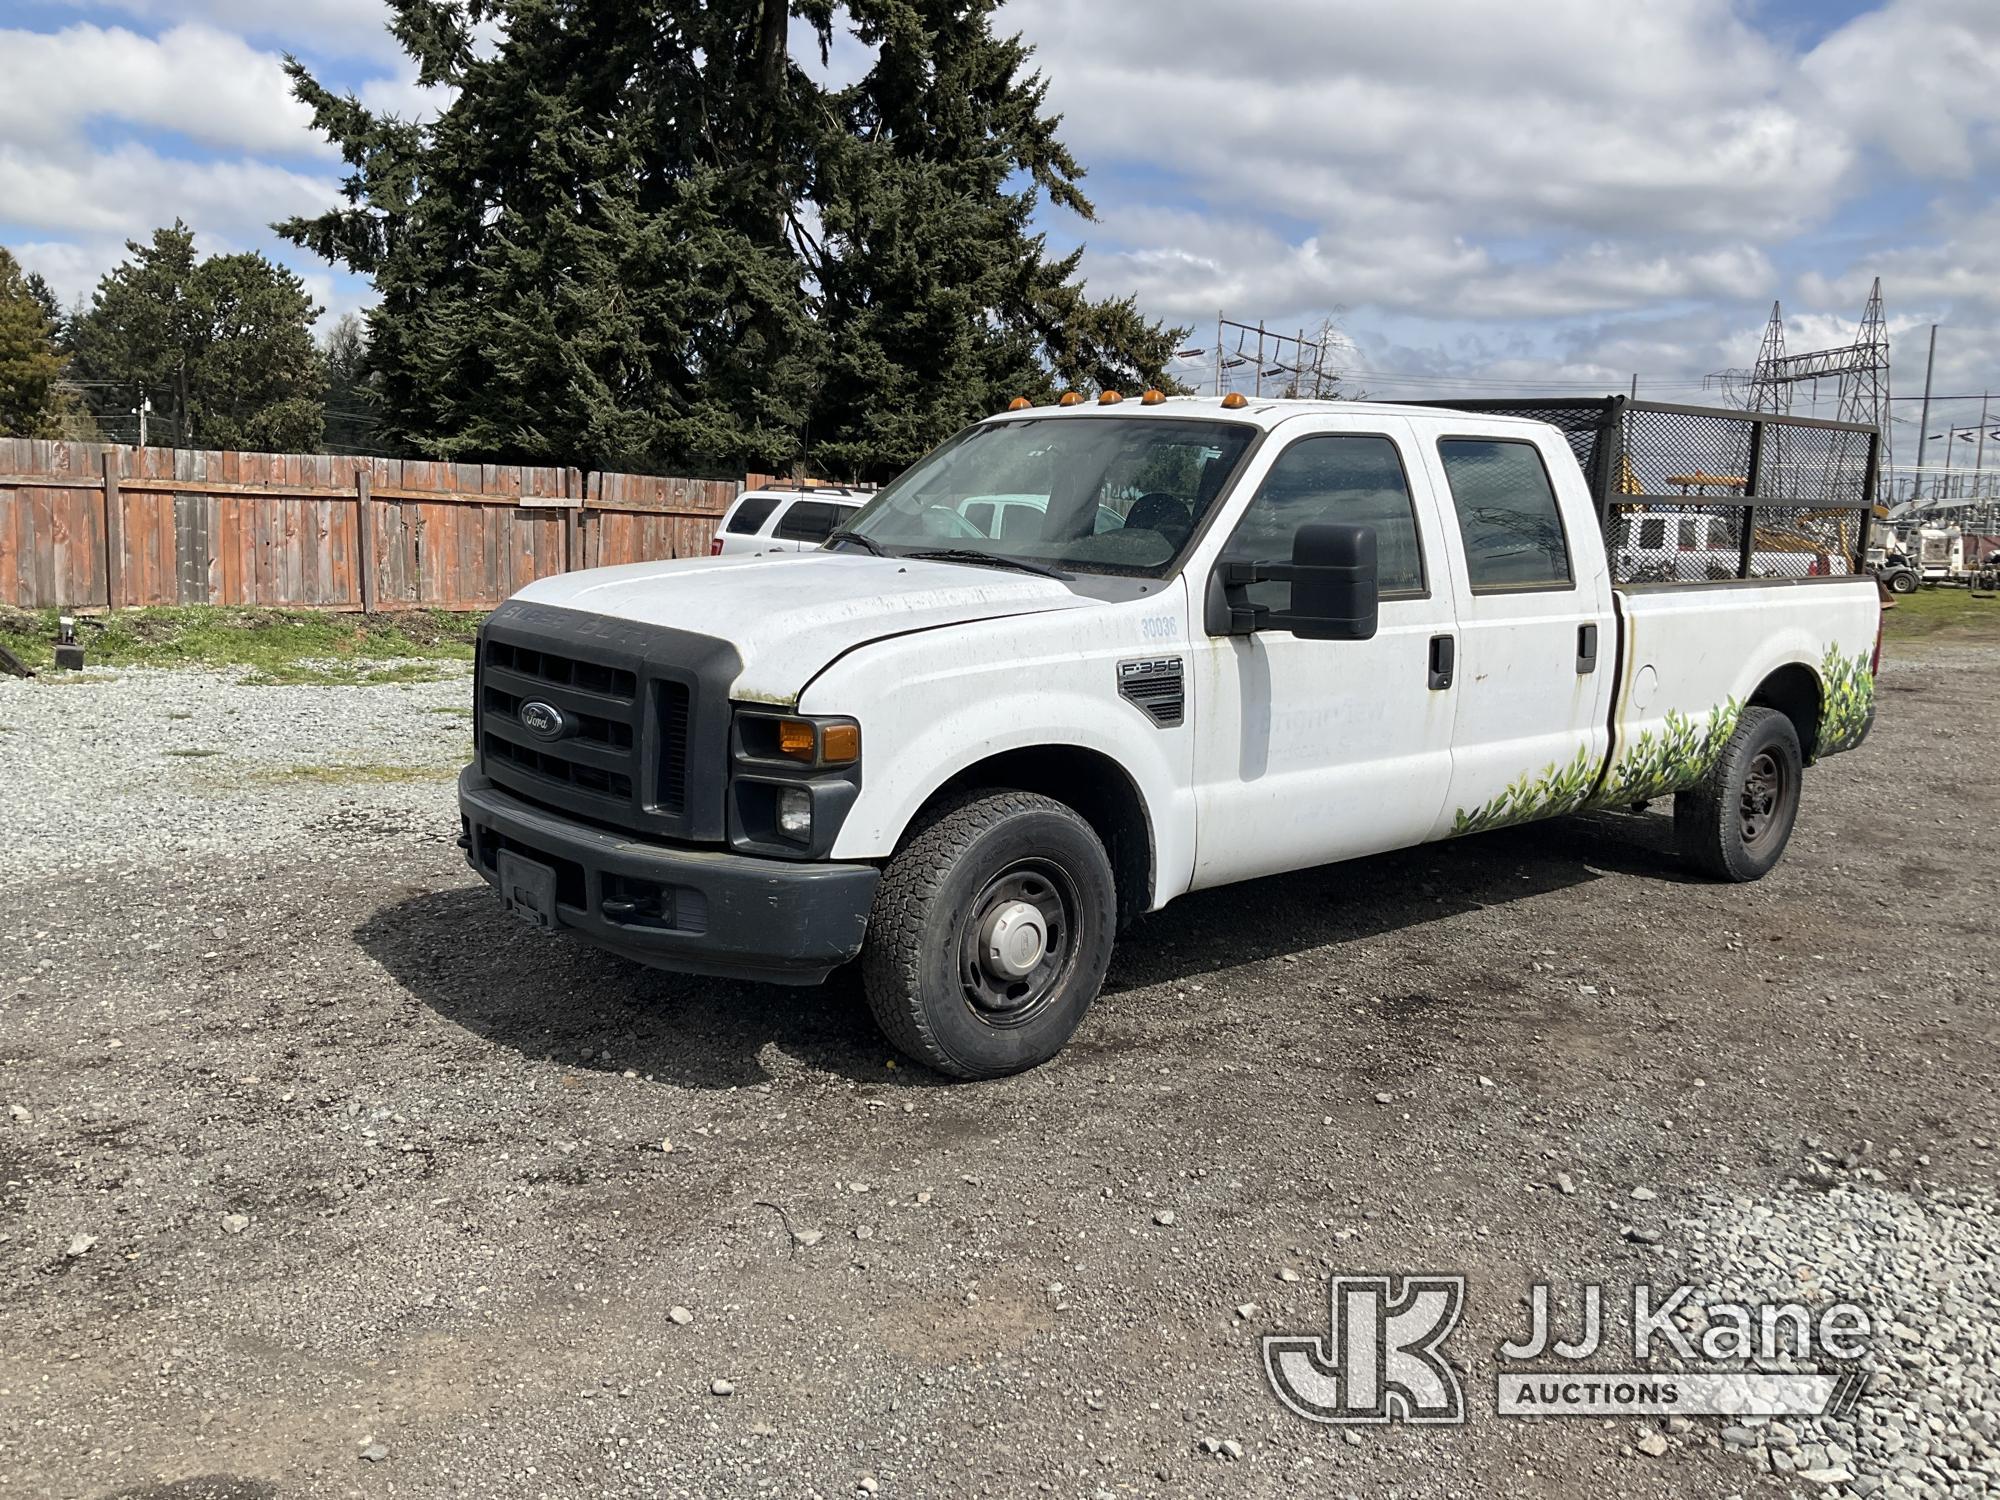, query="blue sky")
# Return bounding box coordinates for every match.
[4,0,1998,474]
